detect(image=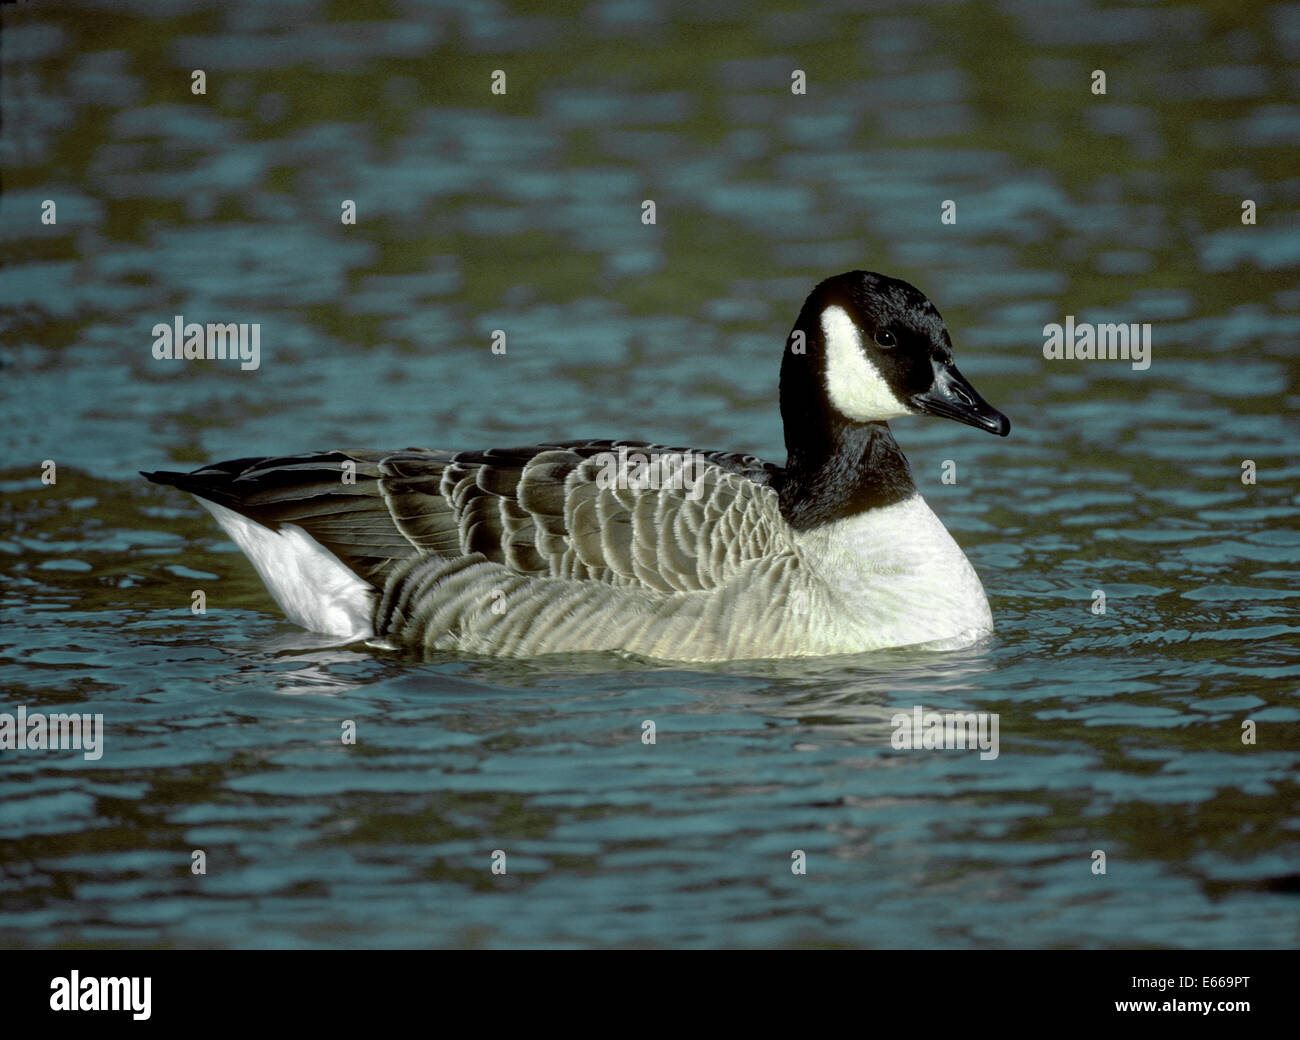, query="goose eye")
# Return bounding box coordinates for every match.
[874,329,896,348]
